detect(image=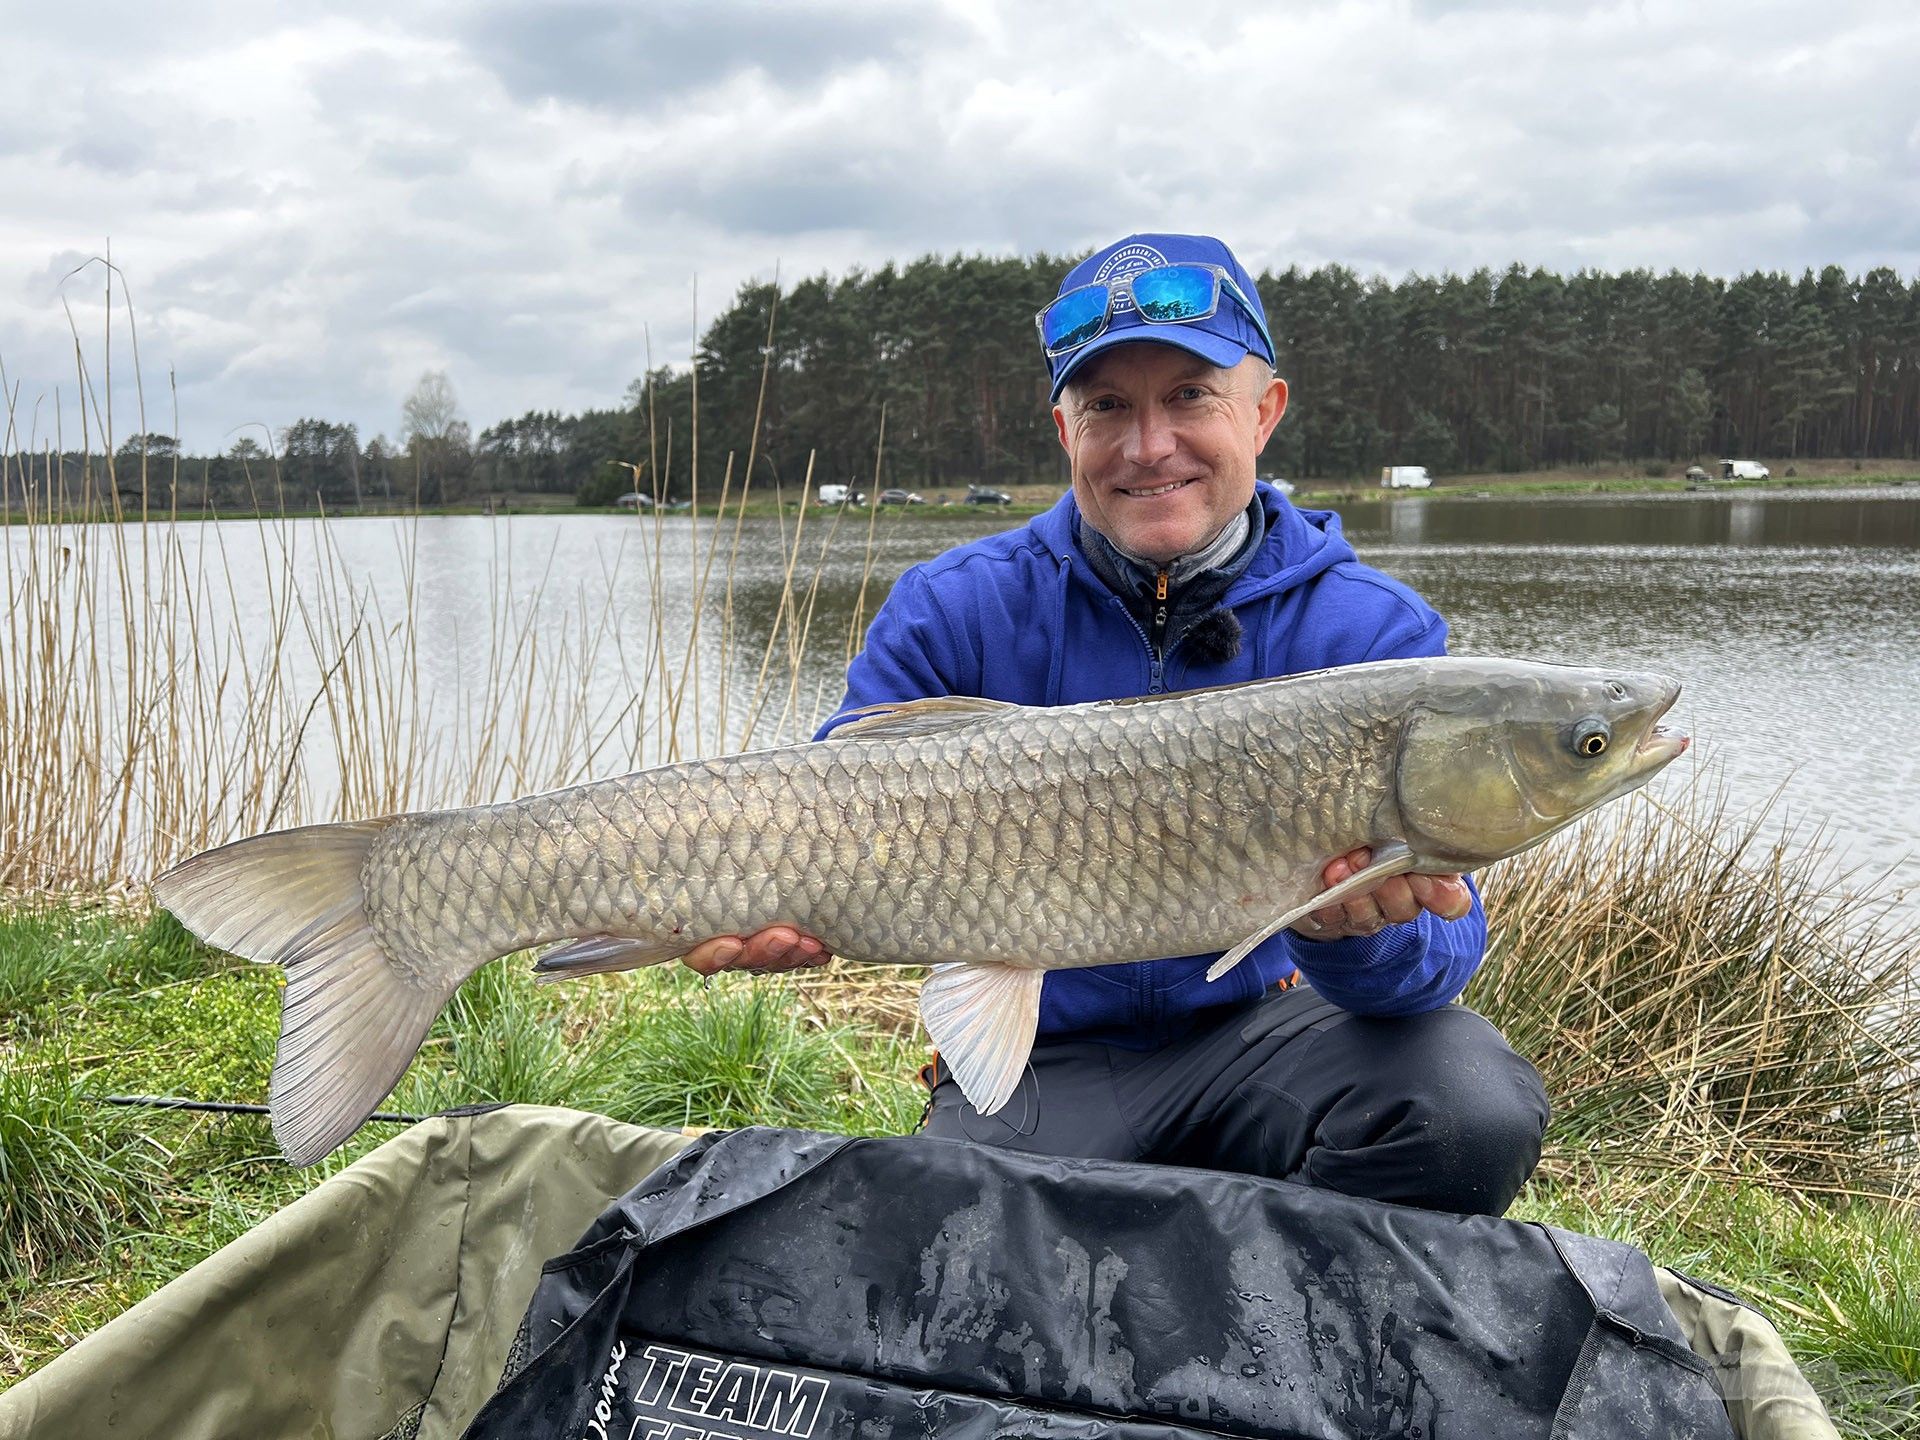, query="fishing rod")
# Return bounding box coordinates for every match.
[93,1094,429,1124]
